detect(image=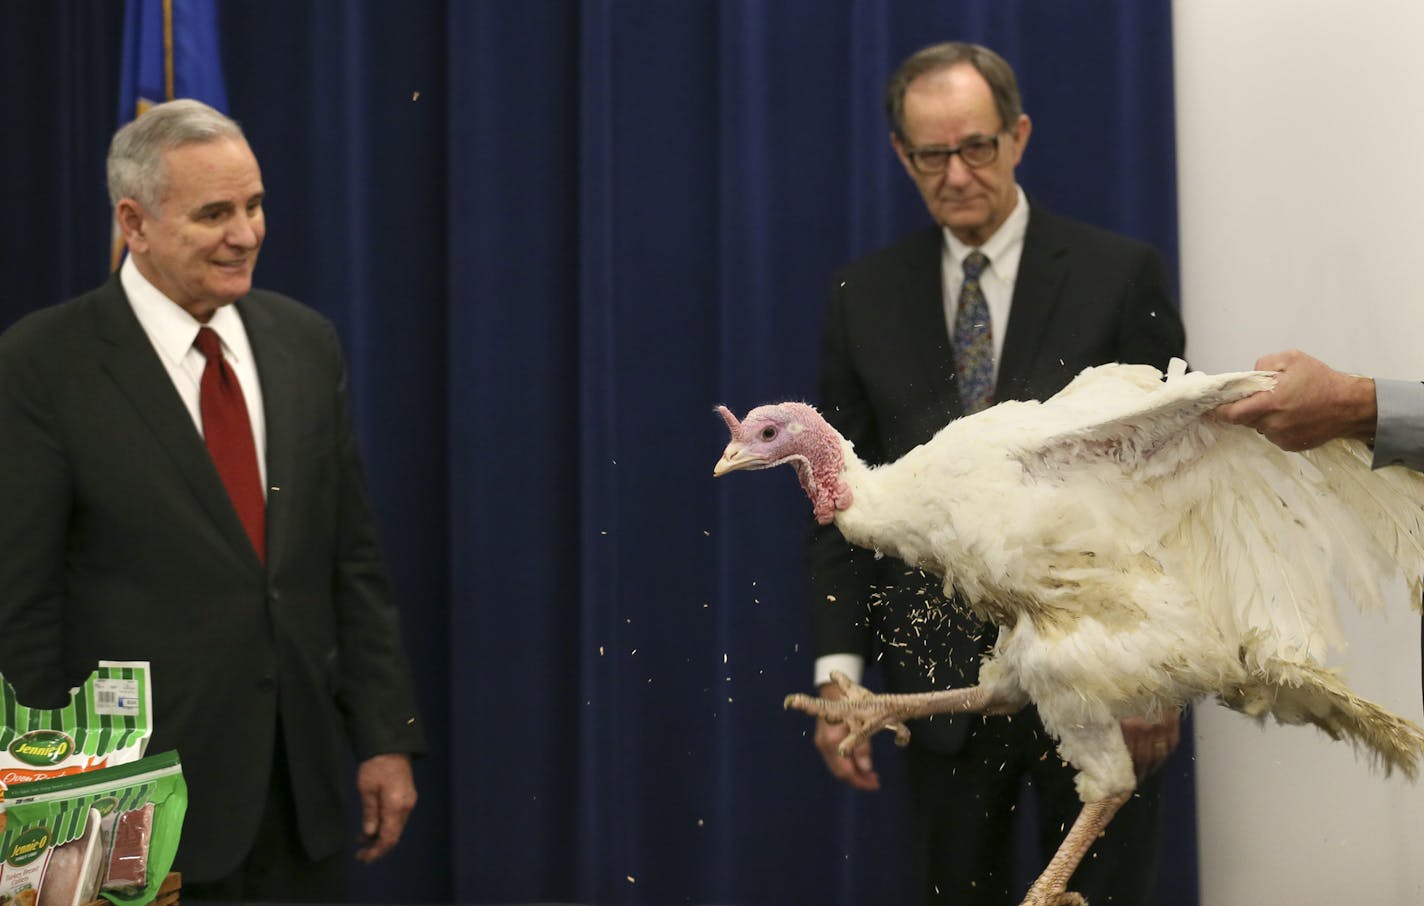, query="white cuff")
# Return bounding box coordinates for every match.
[812,653,864,688]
